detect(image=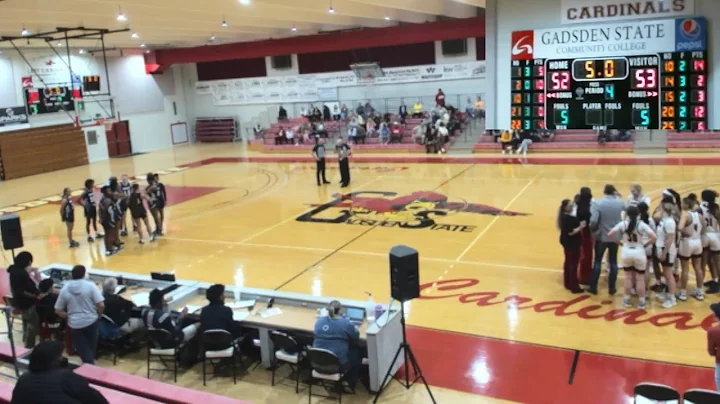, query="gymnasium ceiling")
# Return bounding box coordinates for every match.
[0,0,485,51]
